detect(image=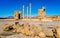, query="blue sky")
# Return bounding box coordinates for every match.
[0,0,60,17]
